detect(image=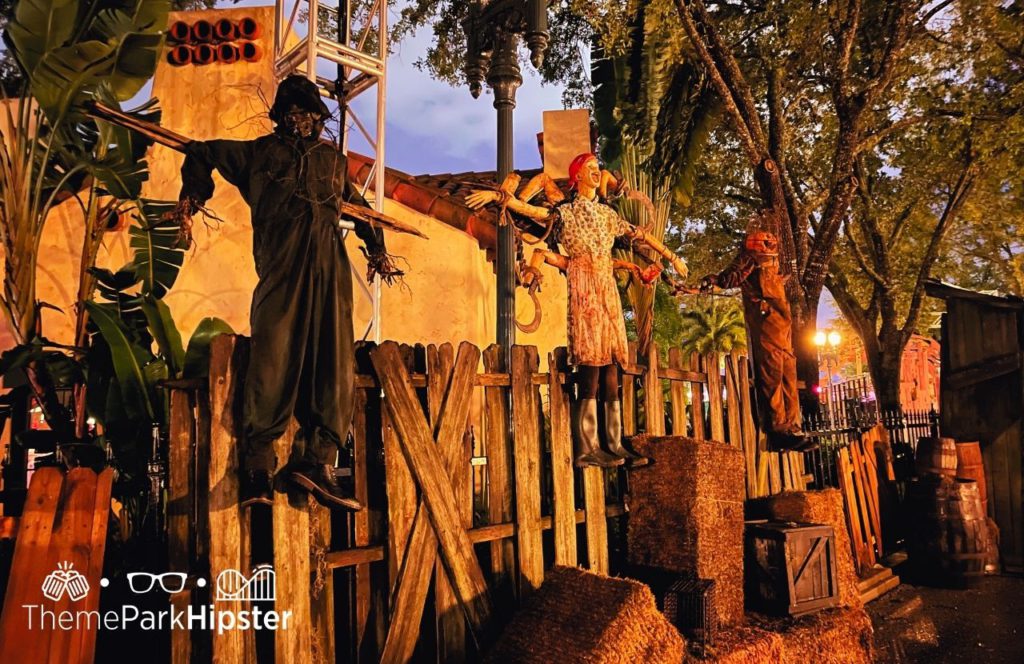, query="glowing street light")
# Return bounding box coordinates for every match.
[827,330,841,348]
